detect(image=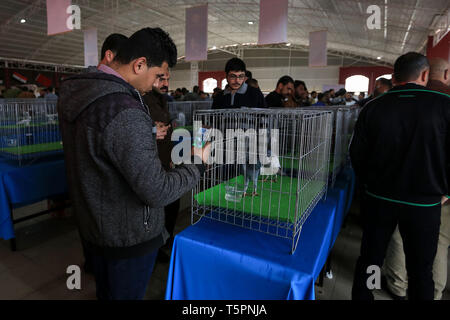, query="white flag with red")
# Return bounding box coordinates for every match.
[12,72,27,83]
